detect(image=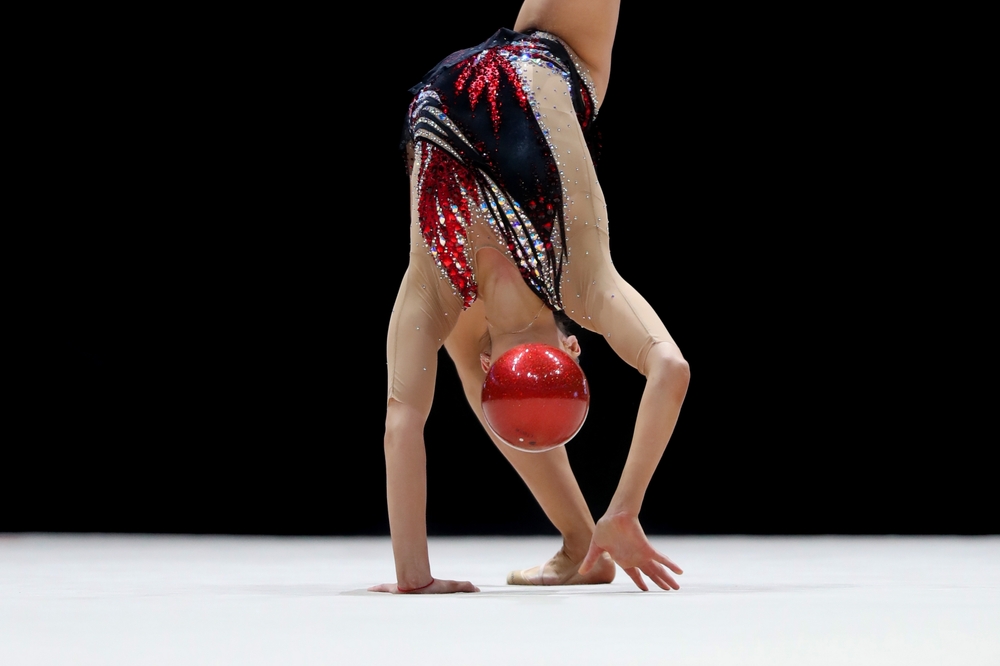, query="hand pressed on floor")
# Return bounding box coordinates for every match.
[368,579,479,594]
